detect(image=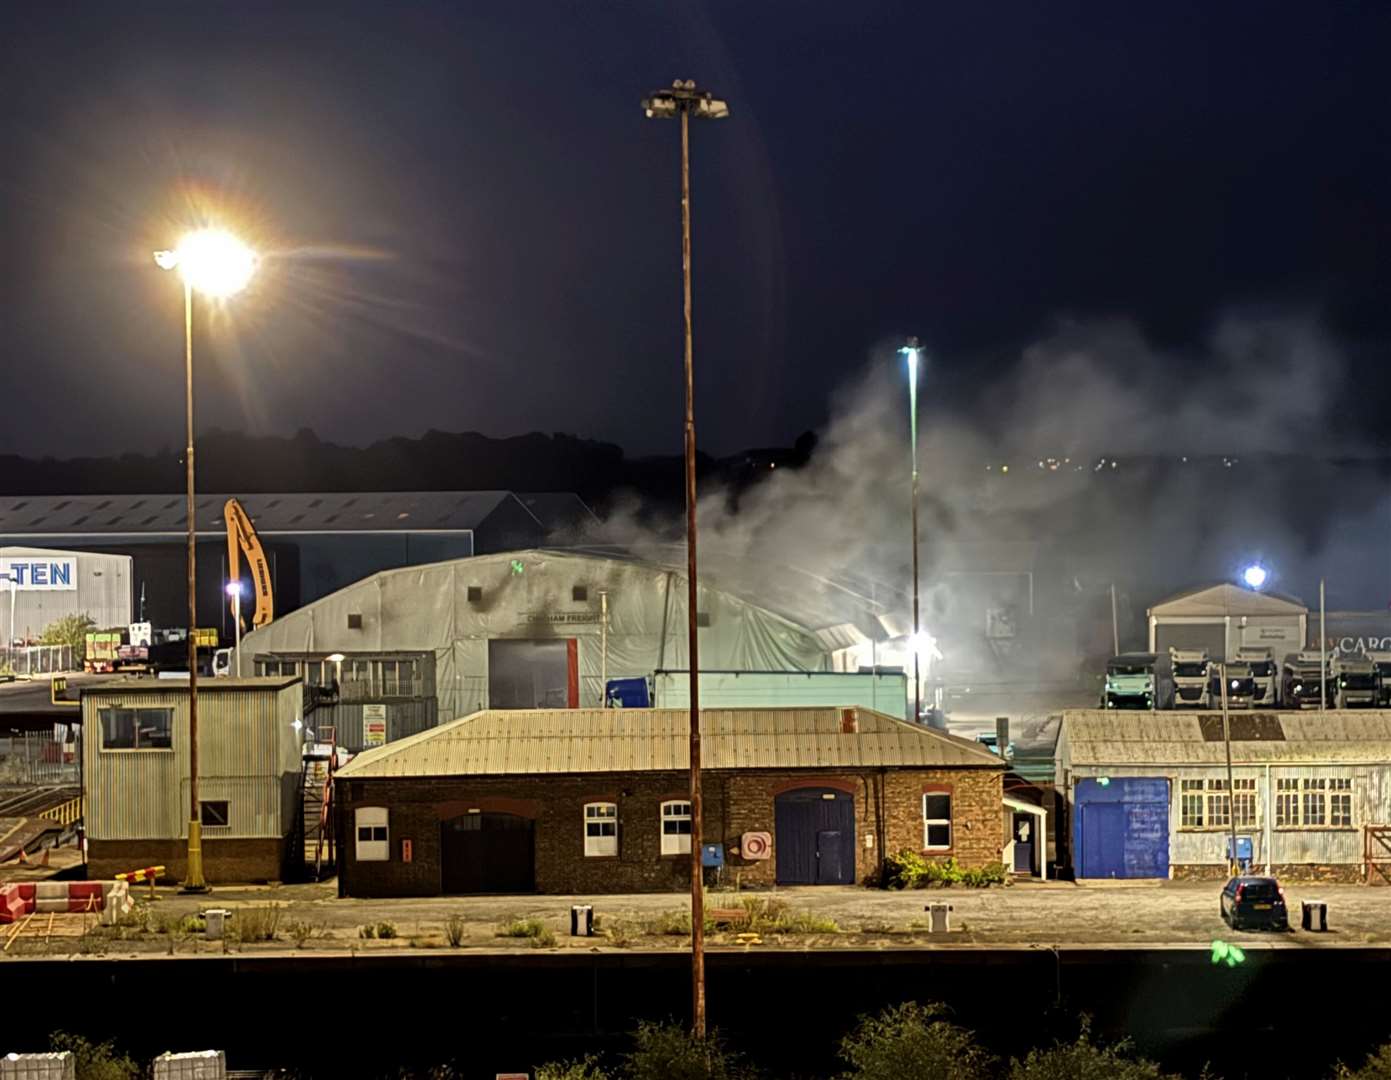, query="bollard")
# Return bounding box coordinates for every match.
[925,902,952,933]
[203,909,232,940]
[570,904,594,937]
